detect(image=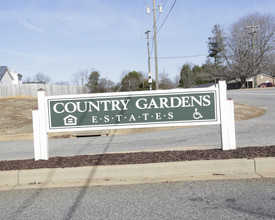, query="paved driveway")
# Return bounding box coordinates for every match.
[228,88,275,147]
[0,88,274,160]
